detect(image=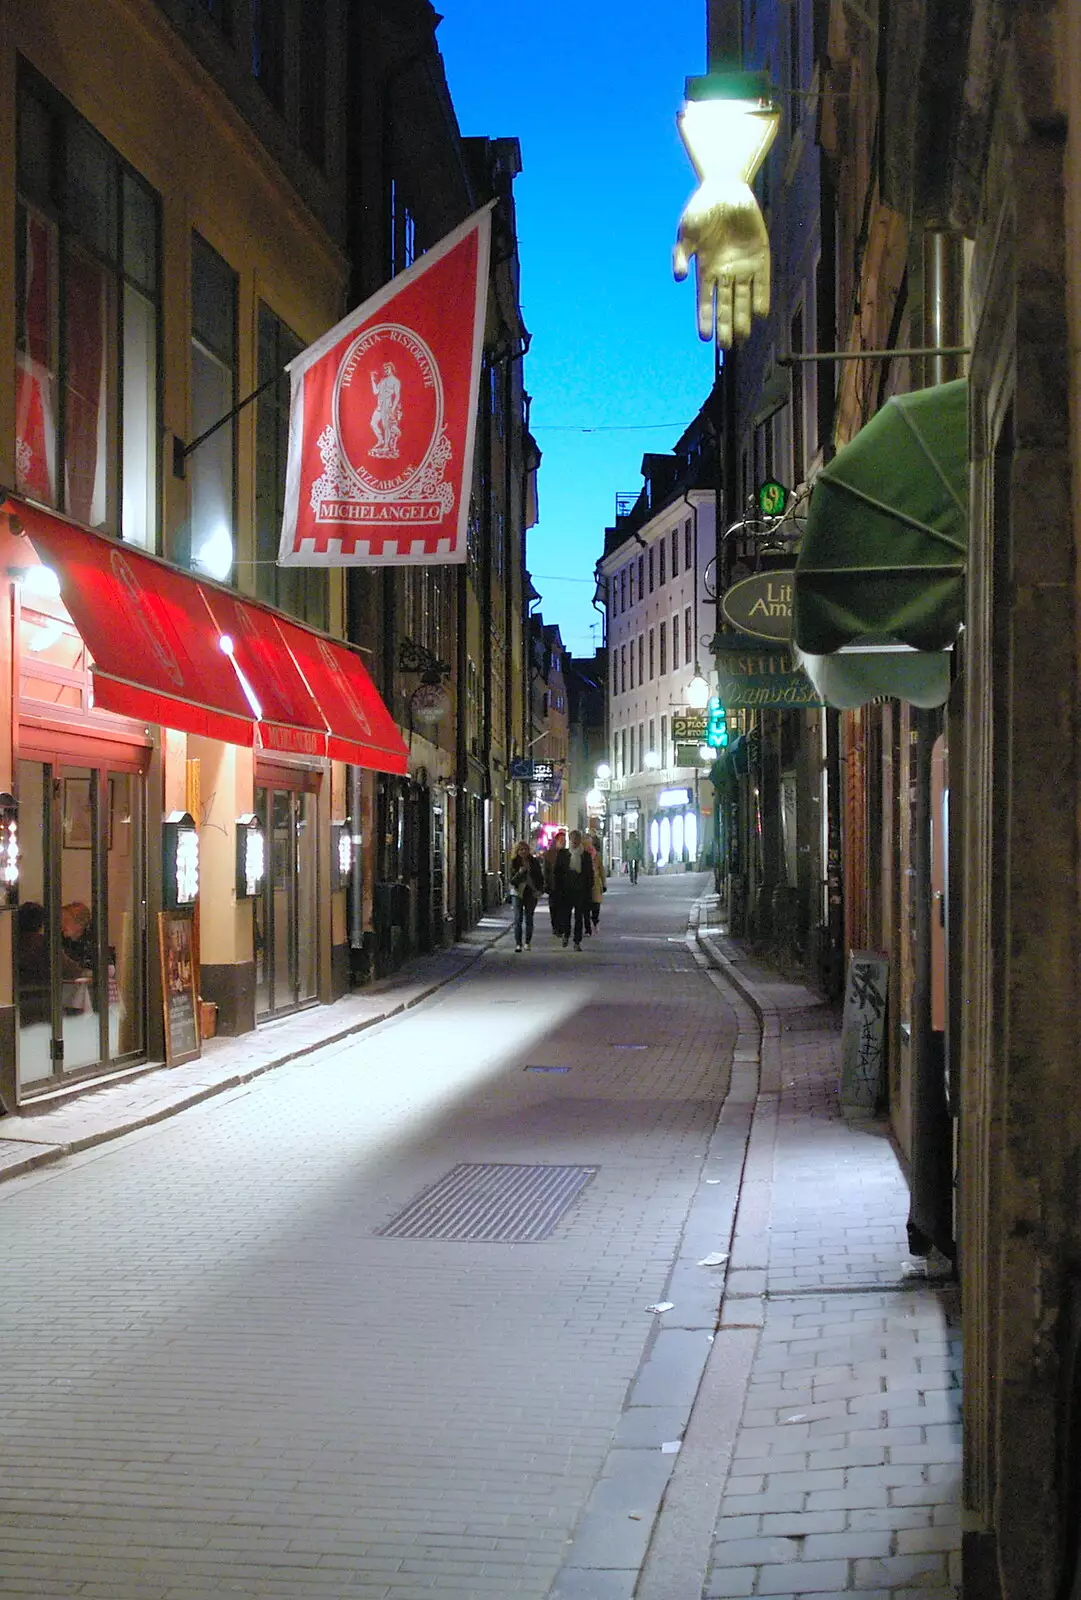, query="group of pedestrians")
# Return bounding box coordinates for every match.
[507,830,607,952]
